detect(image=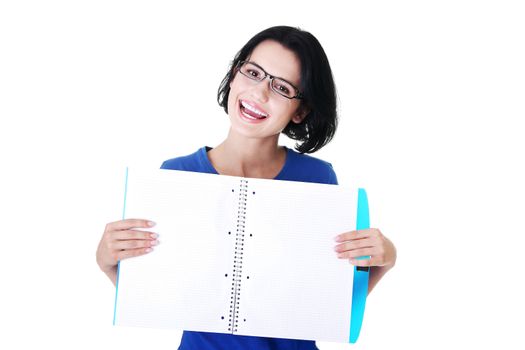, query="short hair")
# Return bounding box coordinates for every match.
[217,26,338,154]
